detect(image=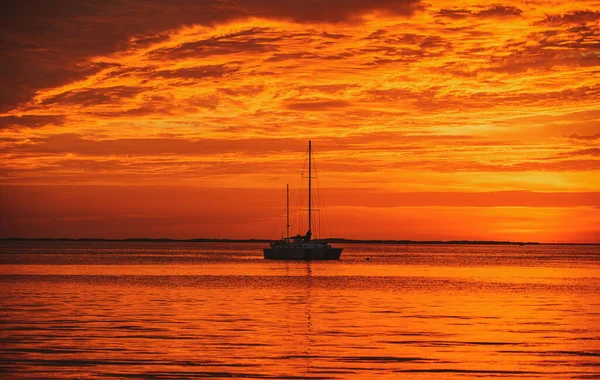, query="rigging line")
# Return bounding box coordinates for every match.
[312,151,323,239]
[312,154,333,239]
[300,143,313,235]
[315,182,325,239]
[320,185,333,239]
[295,146,308,236]
[290,174,303,236]
[267,188,286,240]
[311,146,319,239]
[296,168,306,235]
[269,148,306,240]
